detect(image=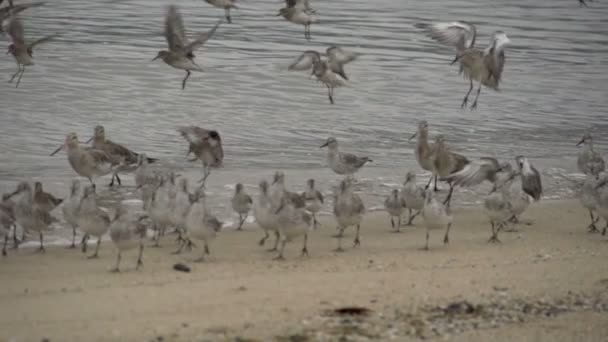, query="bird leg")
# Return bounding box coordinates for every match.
[224,8,232,23]
[109,174,116,187]
[15,66,25,88]
[326,85,334,104]
[11,224,20,249]
[36,232,45,253]
[236,213,246,231]
[397,216,402,233]
[67,226,77,249]
[312,214,320,229]
[267,231,280,252]
[470,81,482,110]
[2,235,8,256]
[488,222,502,243]
[115,173,122,186]
[602,223,607,236]
[136,243,144,270]
[407,209,420,225]
[110,252,121,273]
[334,233,344,253]
[258,231,269,246]
[423,228,430,250]
[390,217,395,229]
[304,24,311,41]
[424,175,433,189]
[182,70,191,90]
[587,210,600,233]
[443,183,455,208]
[273,240,287,261]
[9,65,21,83]
[87,237,102,258]
[81,234,89,253]
[443,223,451,244]
[198,164,211,188]
[433,175,440,192]
[461,79,473,108]
[300,233,309,257]
[332,226,344,238]
[353,224,361,247]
